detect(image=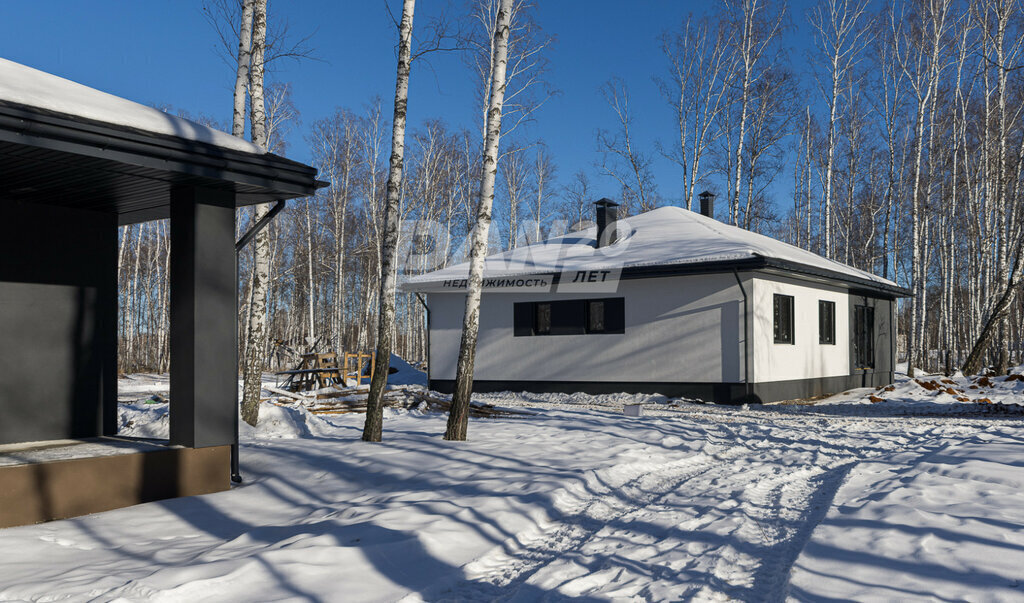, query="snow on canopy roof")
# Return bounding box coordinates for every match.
[0,58,265,155]
[404,206,898,289]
